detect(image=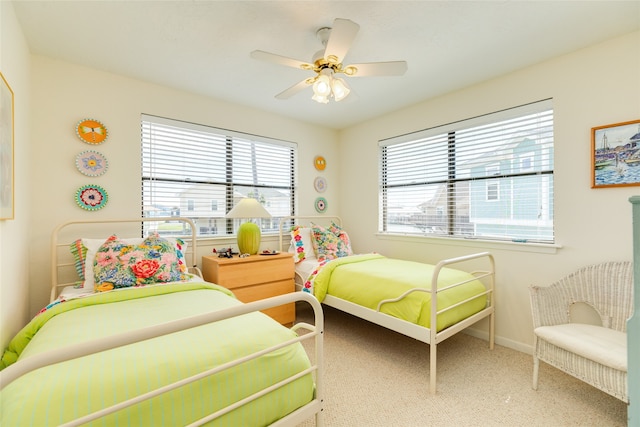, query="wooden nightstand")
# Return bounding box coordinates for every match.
[201,252,295,325]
